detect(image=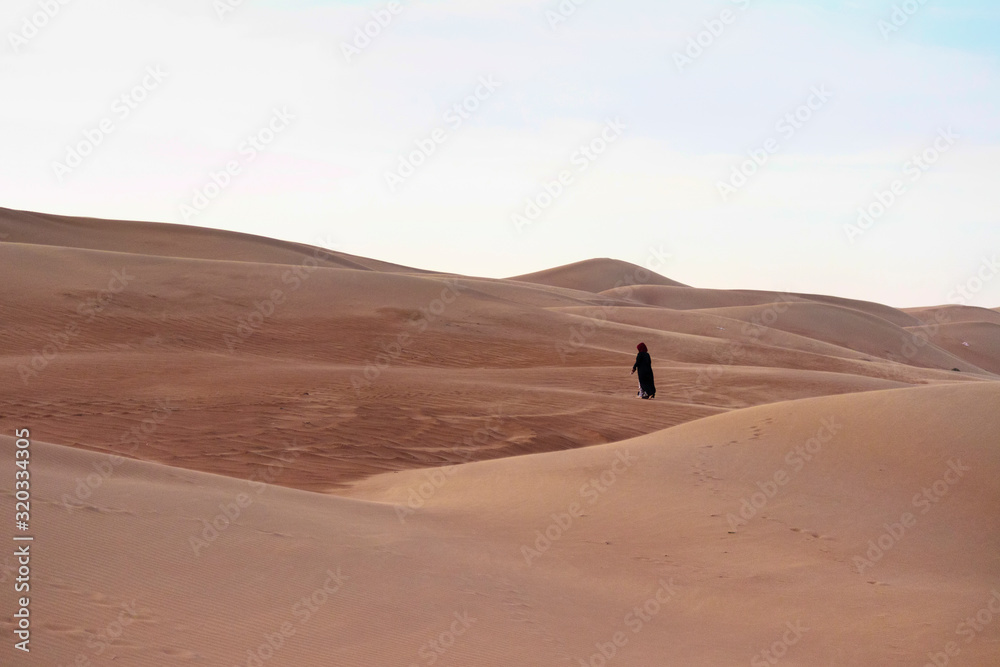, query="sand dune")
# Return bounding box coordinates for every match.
[7,237,980,490]
[601,284,810,310]
[697,302,989,375]
[1,208,998,665]
[904,321,1000,375]
[510,258,688,293]
[0,205,425,273]
[3,383,998,665]
[600,284,924,329]
[554,305,890,361]
[786,292,923,328]
[905,304,1000,327]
